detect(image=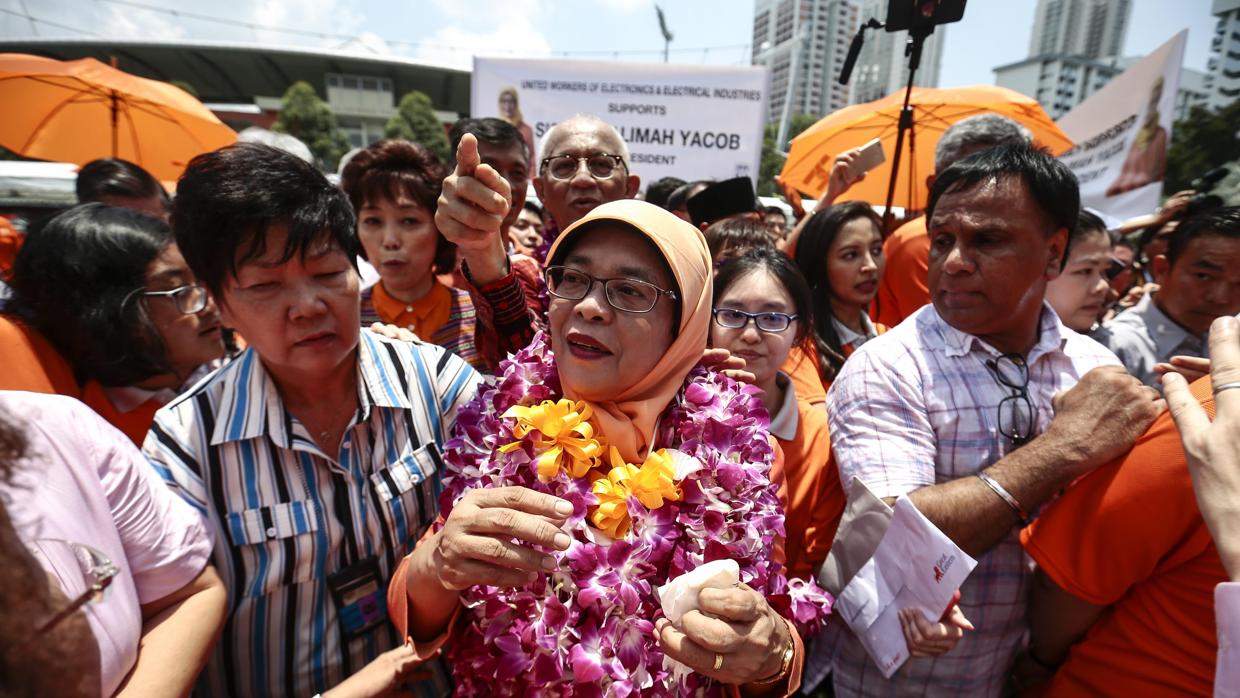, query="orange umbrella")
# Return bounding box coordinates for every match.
[0,53,237,182]
[780,85,1073,212]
